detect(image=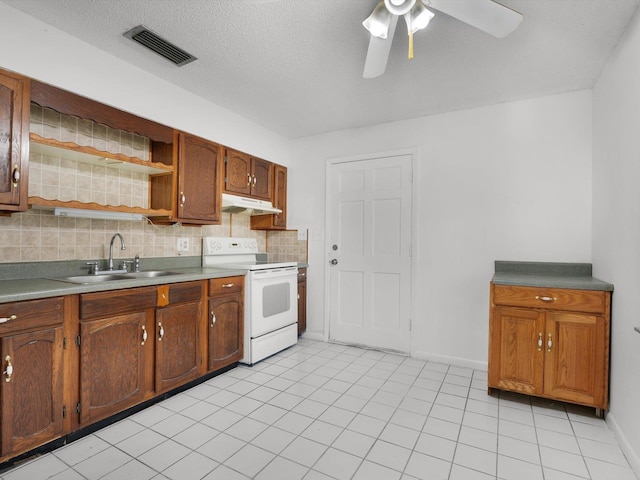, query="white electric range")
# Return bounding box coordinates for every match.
[202,237,298,365]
